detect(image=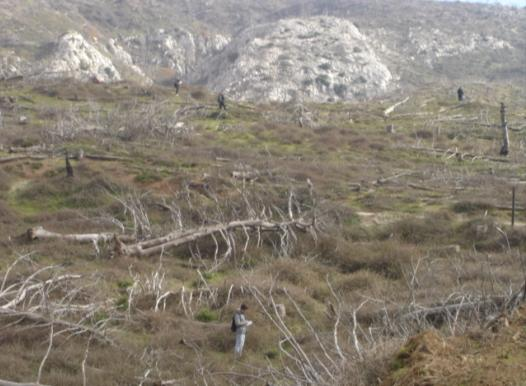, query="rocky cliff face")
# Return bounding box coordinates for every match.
[37,32,151,84]
[406,28,513,66]
[0,51,26,79]
[0,0,524,100]
[197,17,393,102]
[106,38,149,82]
[40,32,122,82]
[123,28,230,80]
